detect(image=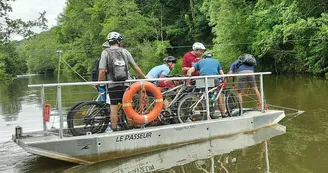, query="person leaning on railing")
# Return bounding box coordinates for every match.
[227,54,266,110]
